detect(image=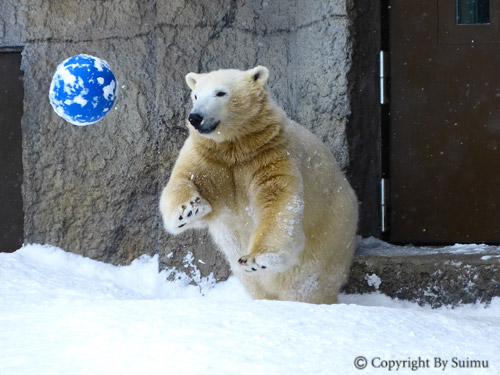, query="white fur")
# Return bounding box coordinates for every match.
[160,67,358,304]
